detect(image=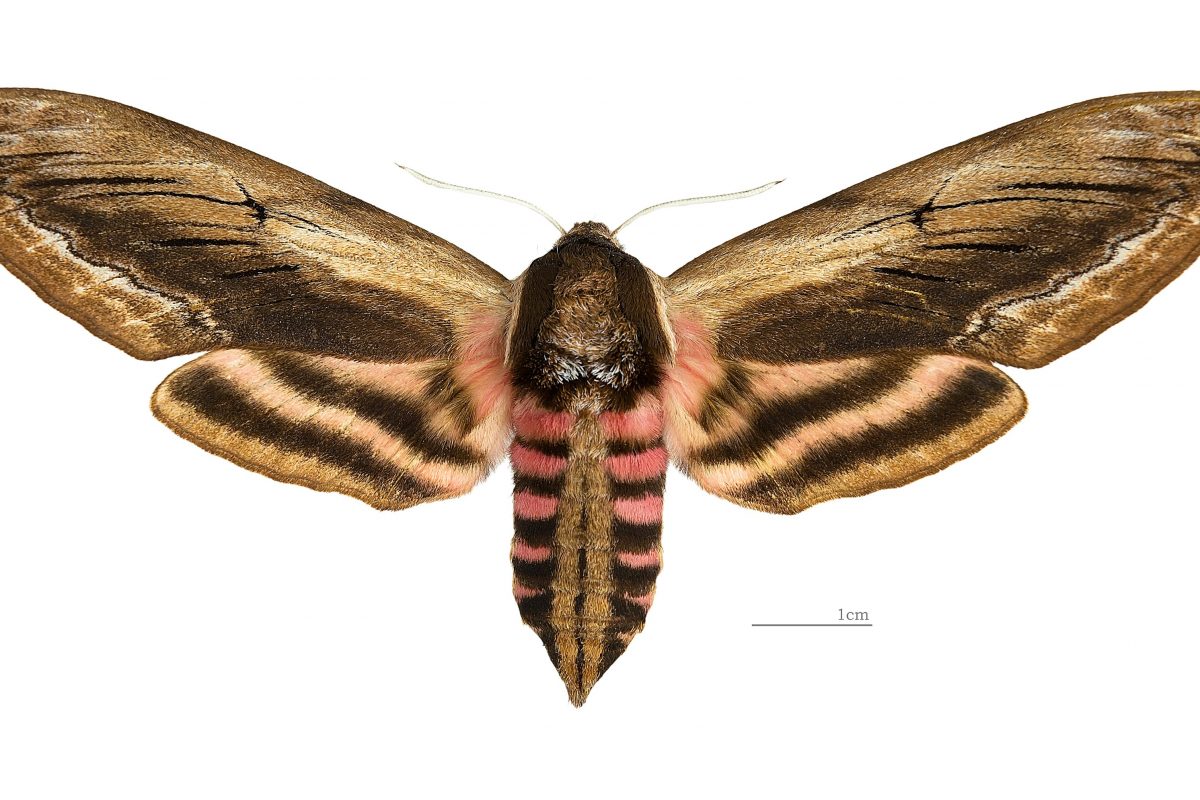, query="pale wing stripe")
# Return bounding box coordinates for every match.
[201,351,488,492]
[691,356,1009,492]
